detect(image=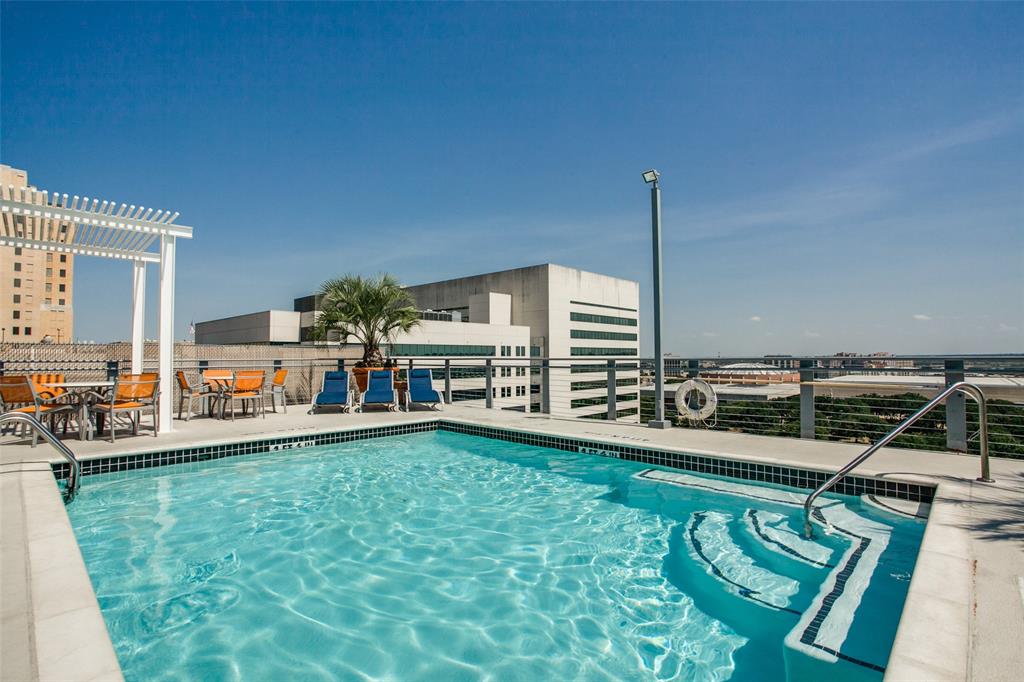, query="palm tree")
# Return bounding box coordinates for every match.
[312,274,420,365]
